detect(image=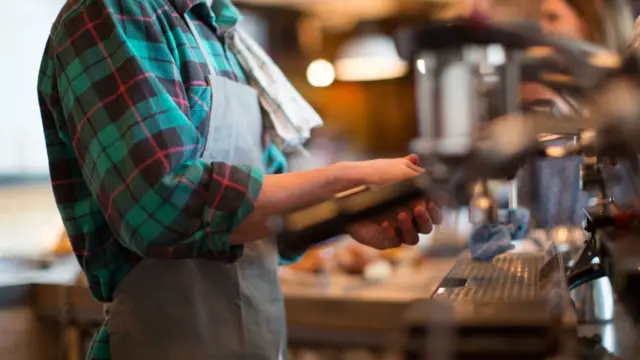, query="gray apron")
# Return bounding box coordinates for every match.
[105,21,285,360]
